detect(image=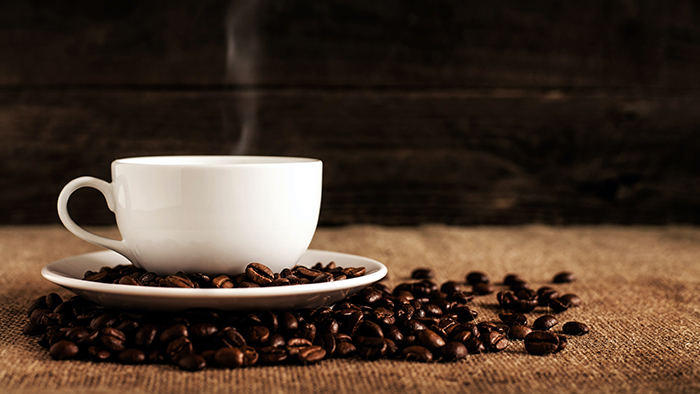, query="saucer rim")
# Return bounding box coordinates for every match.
[41,249,388,300]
